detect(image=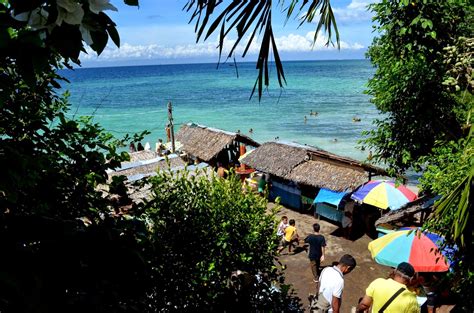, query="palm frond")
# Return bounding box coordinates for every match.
[185,0,339,99]
[434,127,473,247]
